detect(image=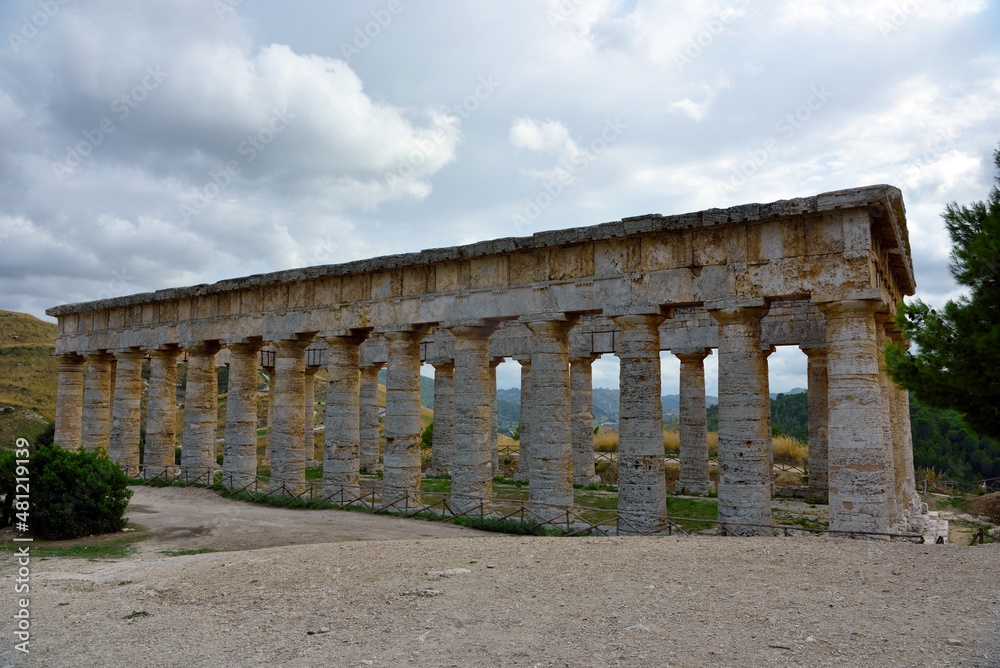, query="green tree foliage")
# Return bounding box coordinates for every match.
[1,444,133,539]
[886,144,1000,439]
[909,395,1000,481]
[420,422,433,449]
[770,393,809,442]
